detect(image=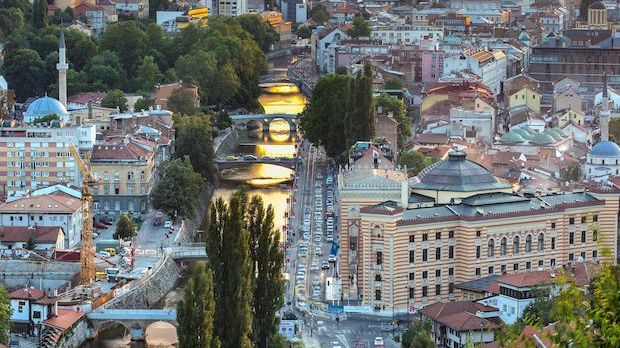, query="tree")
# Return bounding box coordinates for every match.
[25,236,36,250]
[402,318,436,348]
[101,89,128,112]
[347,17,371,38]
[87,50,126,91]
[31,0,47,29]
[133,55,164,93]
[335,66,348,75]
[311,4,330,24]
[374,93,411,151]
[174,115,216,181]
[150,156,204,218]
[345,64,374,146]
[296,26,312,39]
[384,78,404,90]
[206,191,253,348]
[4,48,46,101]
[0,7,24,37]
[134,95,155,111]
[113,213,136,240]
[565,163,582,181]
[0,286,9,345]
[177,262,220,348]
[30,113,59,124]
[245,196,284,348]
[99,21,148,75]
[398,150,435,176]
[299,73,352,158]
[167,88,197,115]
[214,111,232,130]
[430,1,445,8]
[238,14,279,53]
